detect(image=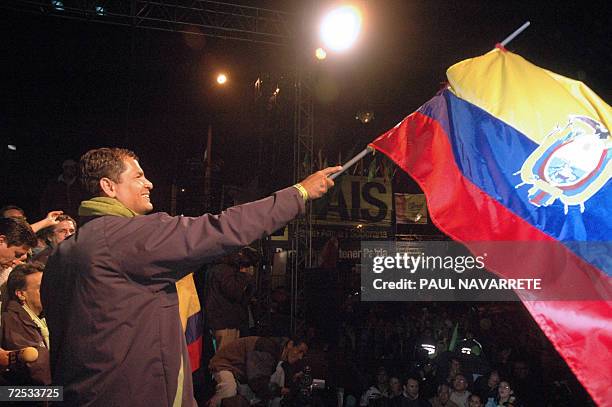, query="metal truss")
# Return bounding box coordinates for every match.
[290,64,314,335]
[2,0,295,46]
